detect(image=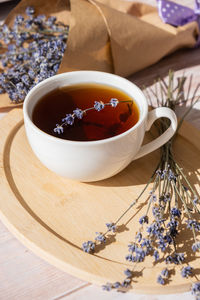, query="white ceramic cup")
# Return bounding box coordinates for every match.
[23,71,177,182]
